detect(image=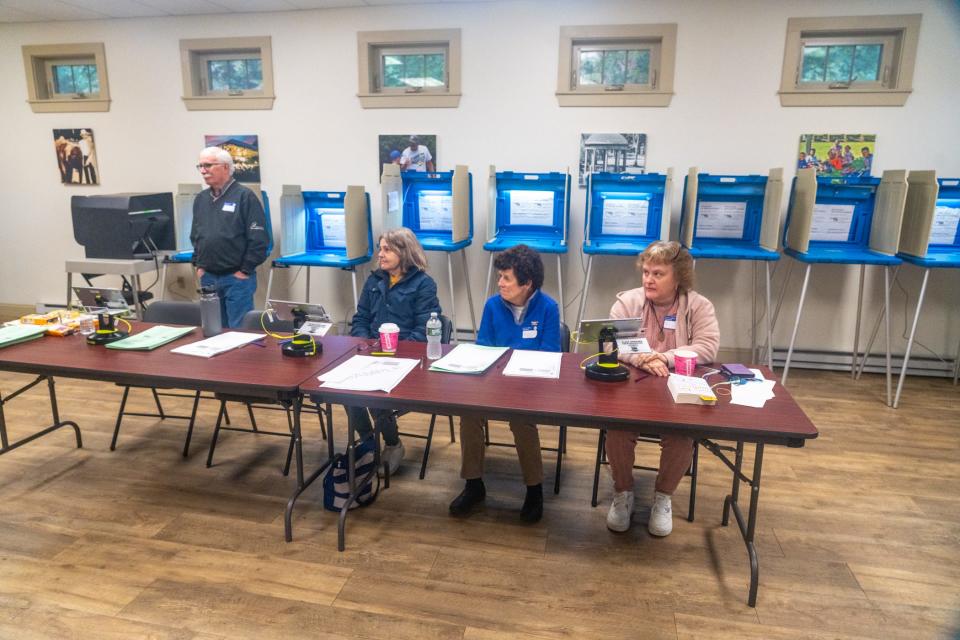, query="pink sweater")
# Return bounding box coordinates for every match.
[609,287,720,368]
